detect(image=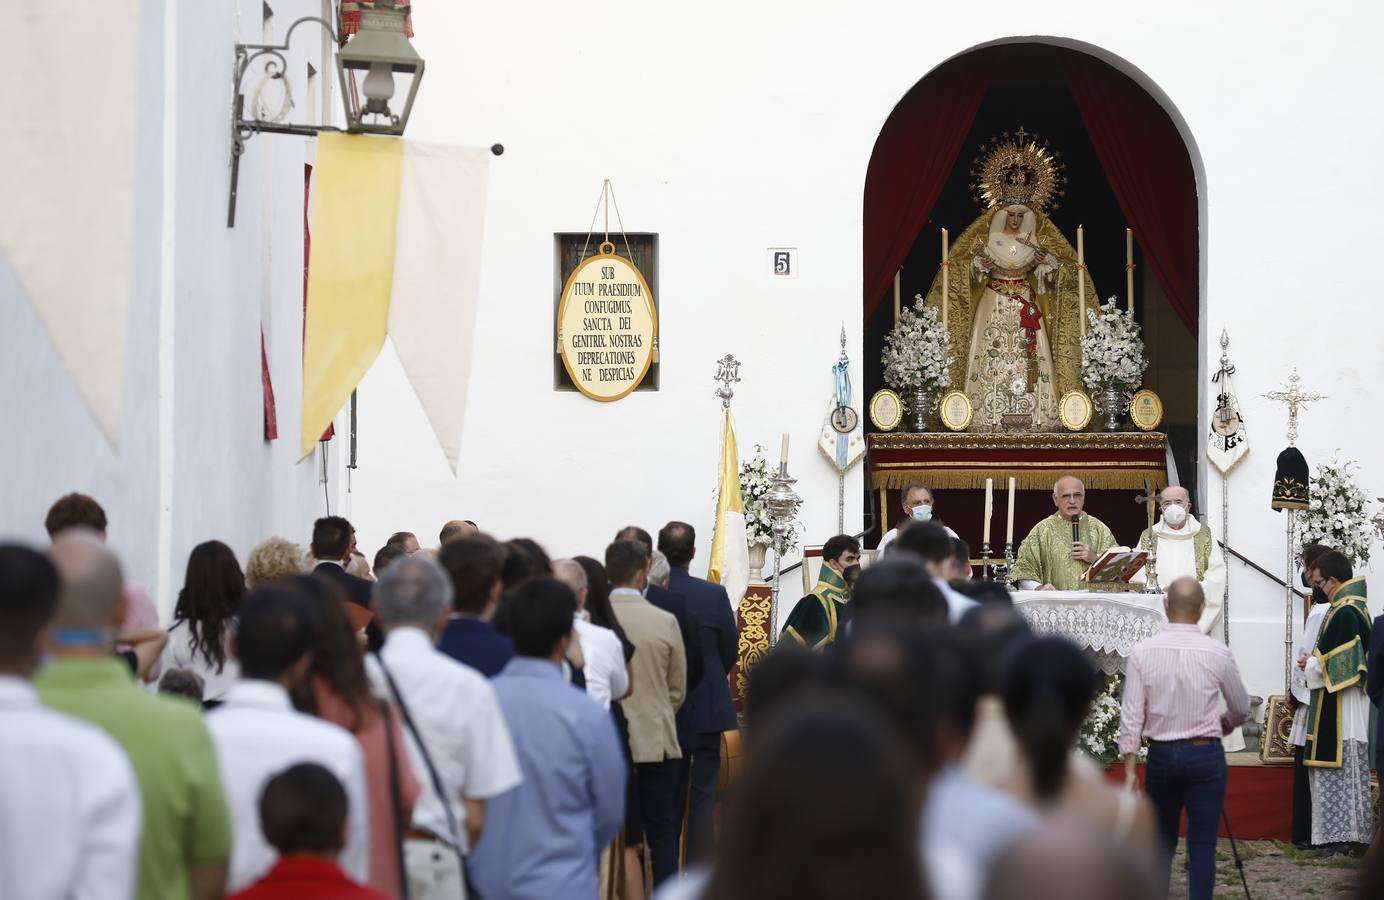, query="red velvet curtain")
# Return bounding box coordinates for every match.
[1061,51,1199,334]
[862,57,991,319]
